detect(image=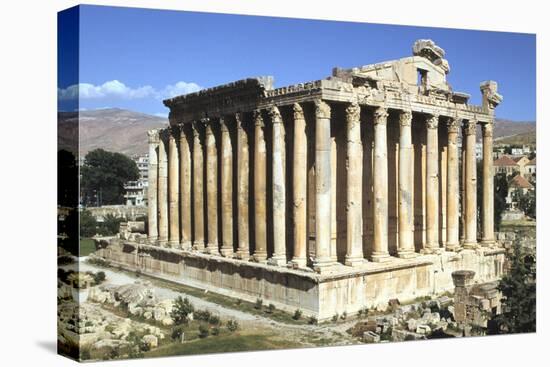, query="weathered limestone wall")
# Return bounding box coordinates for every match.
[96,243,504,321]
